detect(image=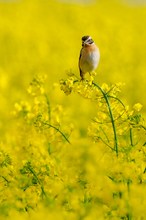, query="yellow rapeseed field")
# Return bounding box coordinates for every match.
[0,0,146,219]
